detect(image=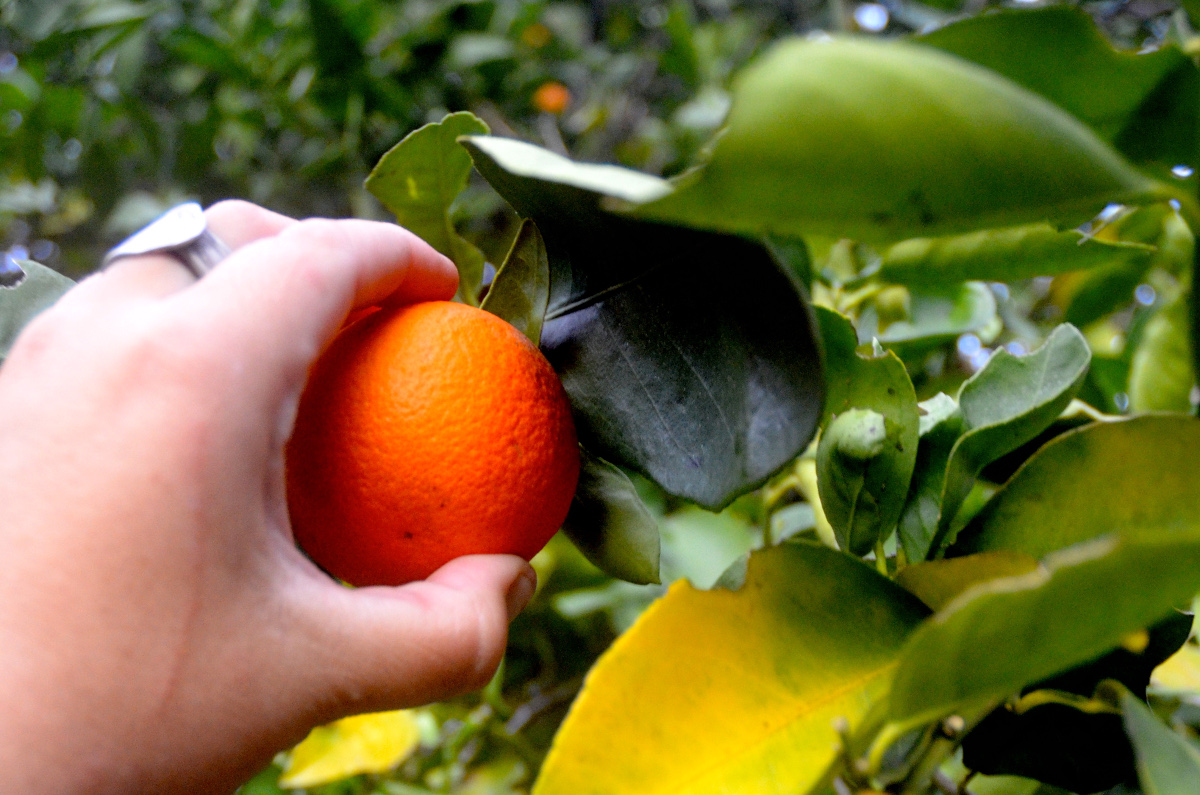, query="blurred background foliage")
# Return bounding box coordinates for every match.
[2,0,1189,277]
[4,0,1200,793]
